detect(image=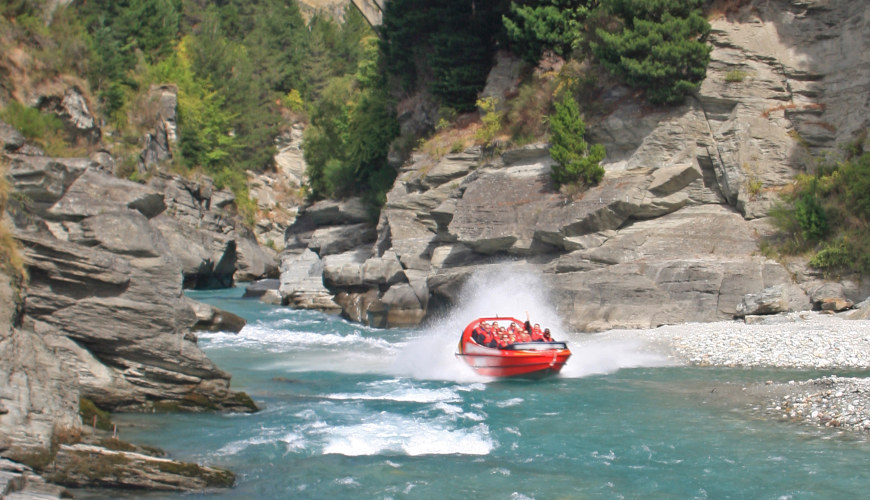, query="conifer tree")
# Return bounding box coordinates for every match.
[593,0,711,105]
[503,0,596,63]
[549,95,605,187]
